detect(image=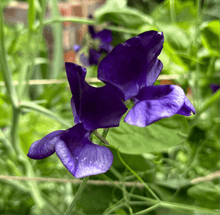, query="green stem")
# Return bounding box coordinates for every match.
[198,89,220,114]
[160,201,220,214]
[44,17,139,35]
[117,149,160,201]
[64,177,89,215]
[19,101,71,128]
[134,203,161,215]
[98,128,109,145]
[50,0,63,78]
[0,129,17,159]
[94,130,109,145]
[25,0,47,94]
[170,0,176,24]
[17,30,32,98]
[194,0,202,110]
[0,4,18,108]
[192,89,220,122]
